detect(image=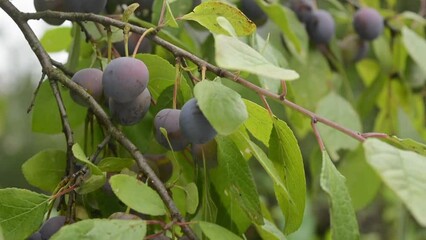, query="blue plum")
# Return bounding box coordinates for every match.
[64,0,107,13]
[353,8,384,41]
[109,88,151,125]
[179,98,216,144]
[70,68,103,107]
[305,9,335,44]
[39,216,66,239]
[33,0,65,25]
[154,109,189,151]
[102,57,149,103]
[240,0,268,26]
